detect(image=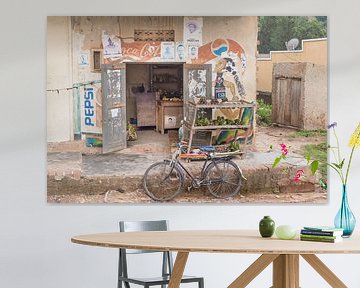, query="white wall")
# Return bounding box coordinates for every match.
[47,16,74,142]
[1,1,360,288]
